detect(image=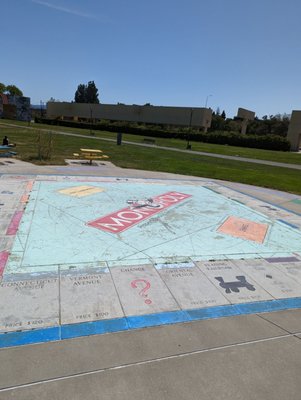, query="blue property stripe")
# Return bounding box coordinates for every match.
[127,310,190,330]
[62,317,128,340]
[2,298,301,349]
[0,326,60,348]
[235,297,301,314]
[277,219,300,230]
[186,304,240,321]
